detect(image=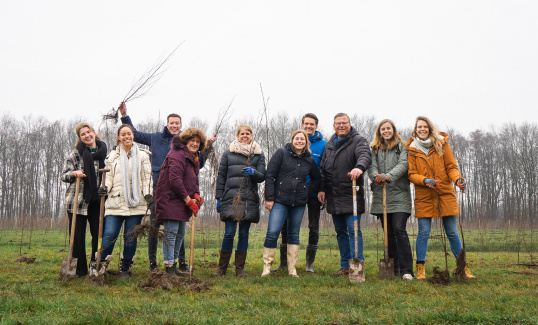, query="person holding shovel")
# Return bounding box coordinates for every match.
[61,122,107,278]
[212,124,266,277]
[368,119,414,280]
[405,116,475,279]
[317,113,372,277]
[261,130,320,278]
[98,124,152,278]
[155,128,207,276]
